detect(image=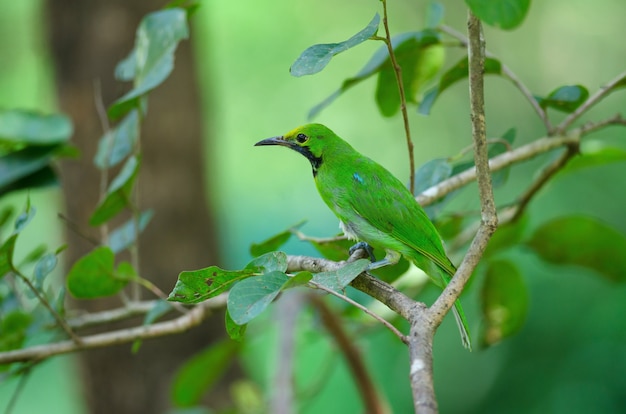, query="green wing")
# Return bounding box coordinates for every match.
[343,157,472,350]
[348,157,455,278]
